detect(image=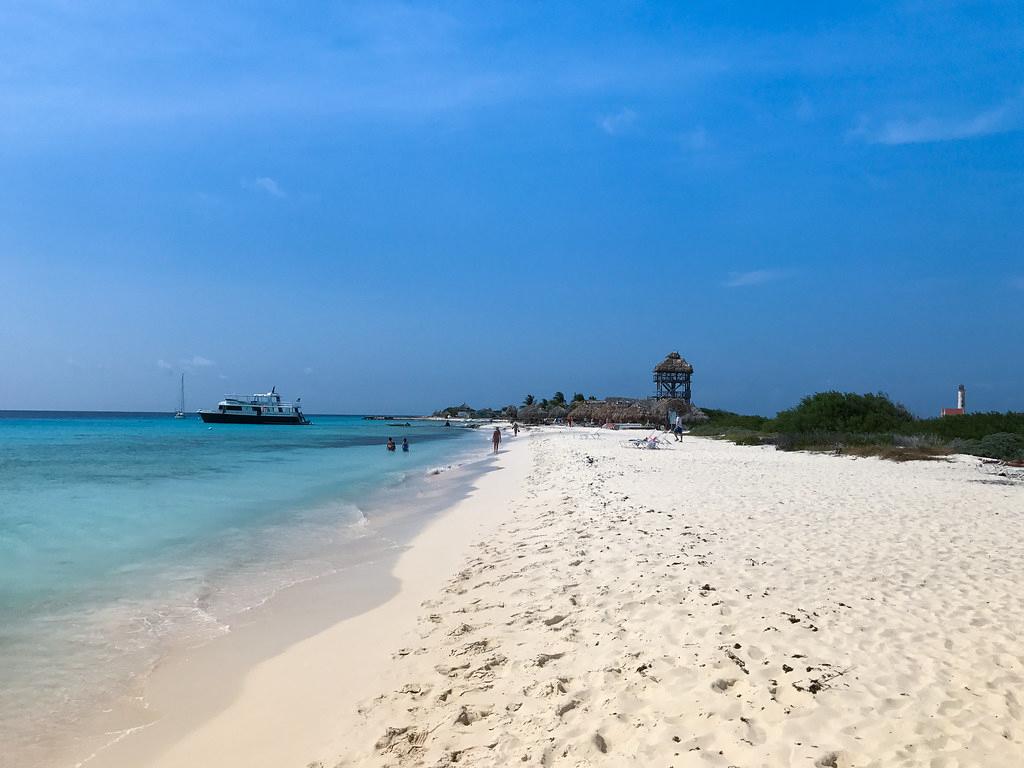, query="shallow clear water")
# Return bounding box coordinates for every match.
[0,412,480,762]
